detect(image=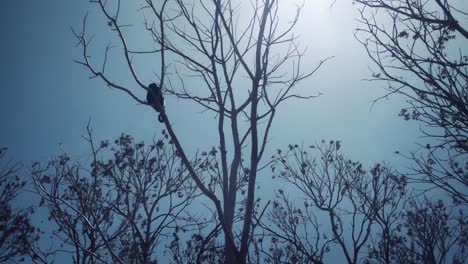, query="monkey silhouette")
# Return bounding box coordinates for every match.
[147,83,165,123]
